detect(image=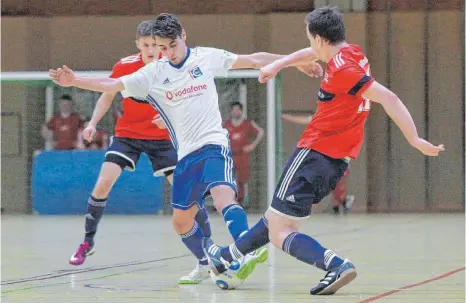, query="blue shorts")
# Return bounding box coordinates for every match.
[105,137,177,176]
[270,148,349,219]
[172,144,237,210]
